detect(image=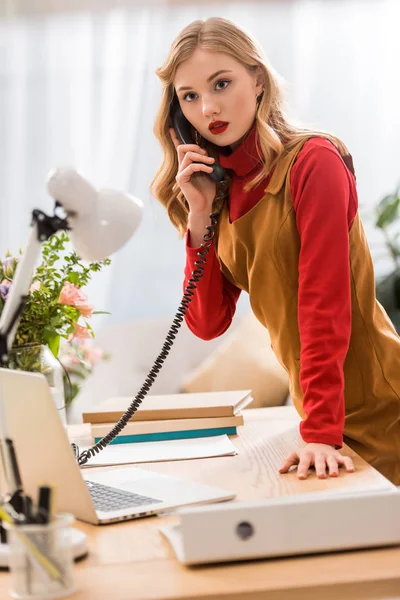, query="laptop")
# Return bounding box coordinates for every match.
[0,368,236,525]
